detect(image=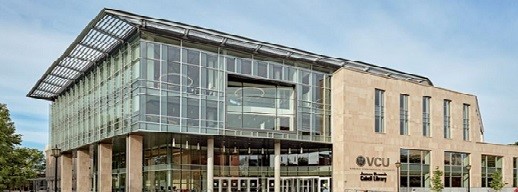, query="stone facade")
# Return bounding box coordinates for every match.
[332,67,518,191]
